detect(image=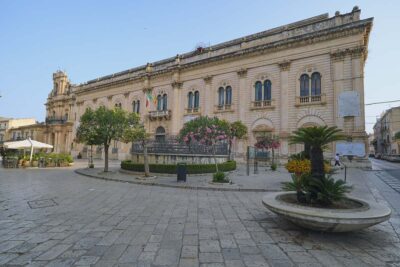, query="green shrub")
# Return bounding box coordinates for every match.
[307,175,352,206]
[121,160,236,174]
[212,171,229,183]
[282,174,352,206]
[271,163,277,171]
